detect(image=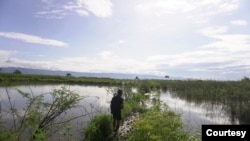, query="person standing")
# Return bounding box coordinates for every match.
[110,89,124,132]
